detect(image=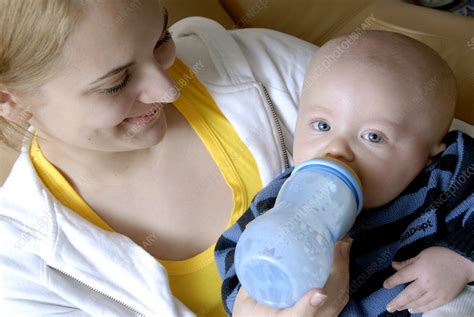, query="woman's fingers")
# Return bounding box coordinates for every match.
[314,238,353,316]
[332,239,352,299]
[280,289,327,317]
[234,286,328,317]
[340,235,353,244]
[310,292,328,307]
[233,286,255,312]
